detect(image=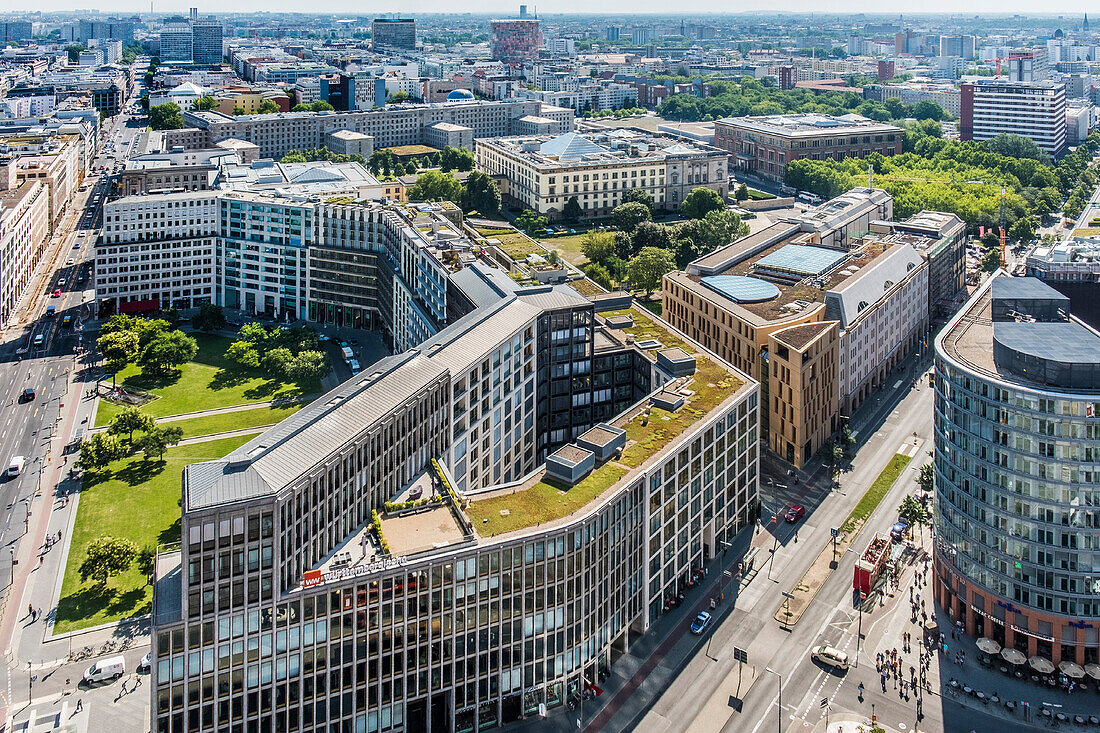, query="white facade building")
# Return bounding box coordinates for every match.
[961,81,1067,155]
